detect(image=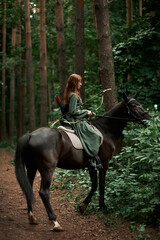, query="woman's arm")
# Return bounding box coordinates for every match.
[68,93,89,119]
